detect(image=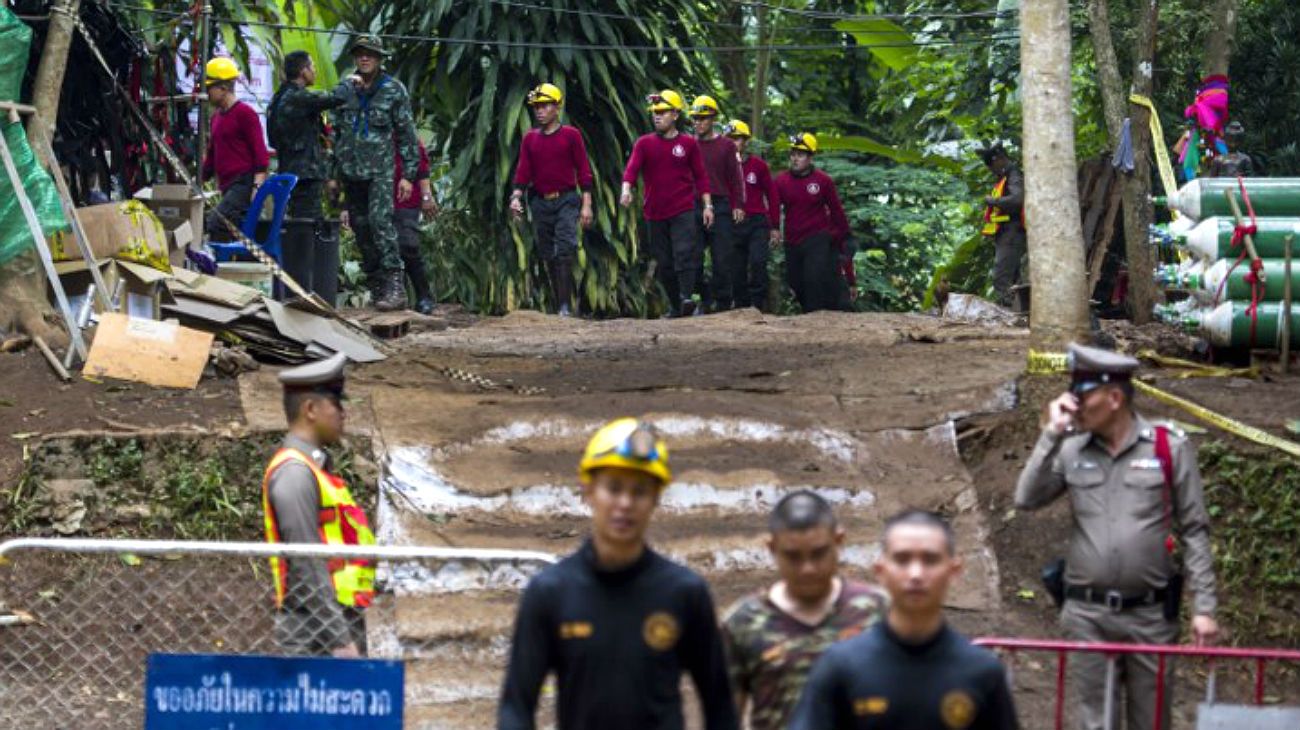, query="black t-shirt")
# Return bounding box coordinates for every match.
[497,540,738,730]
[789,621,1018,730]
